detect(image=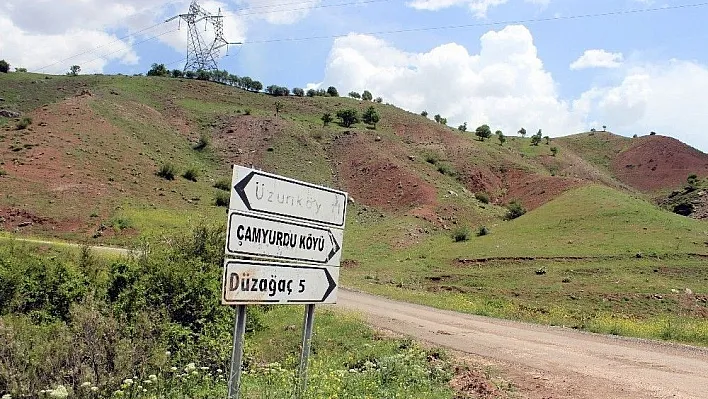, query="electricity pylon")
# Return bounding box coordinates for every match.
[165,0,240,73]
